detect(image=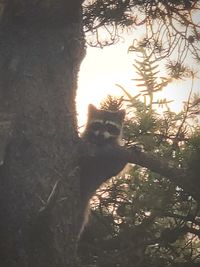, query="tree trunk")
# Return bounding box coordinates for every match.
[0,1,85,266]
